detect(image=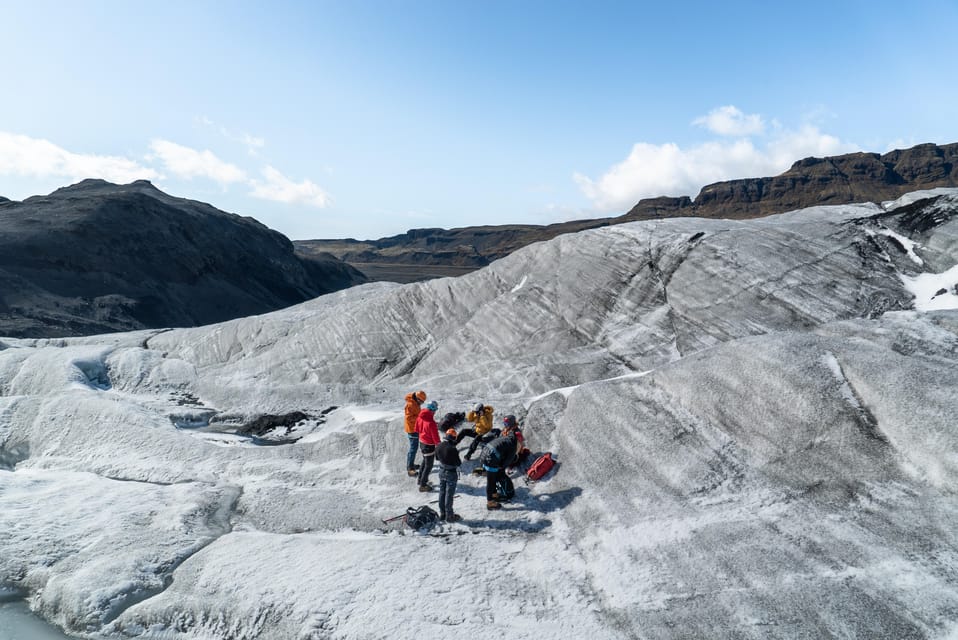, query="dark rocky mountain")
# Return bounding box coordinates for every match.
[0,179,367,338]
[295,221,608,282]
[680,142,958,218]
[296,141,958,283]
